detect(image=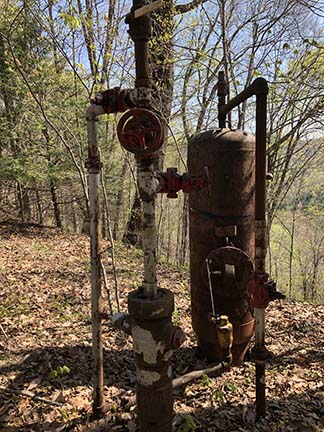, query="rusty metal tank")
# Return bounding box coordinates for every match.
[188,128,255,365]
